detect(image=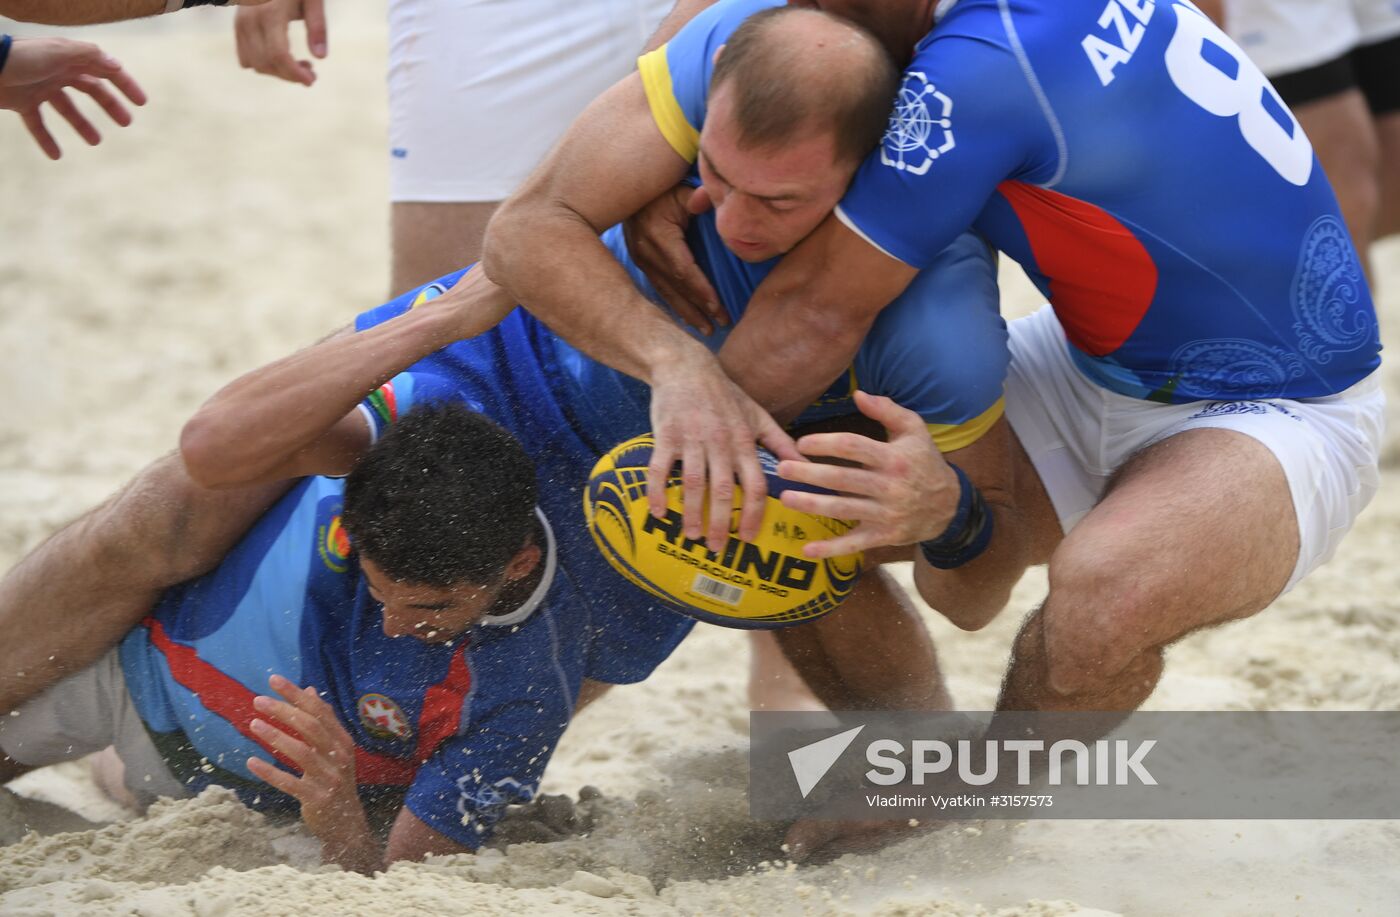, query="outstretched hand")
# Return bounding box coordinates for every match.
[247,674,379,871]
[647,347,802,546]
[776,390,961,557]
[0,38,146,160]
[235,0,328,87]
